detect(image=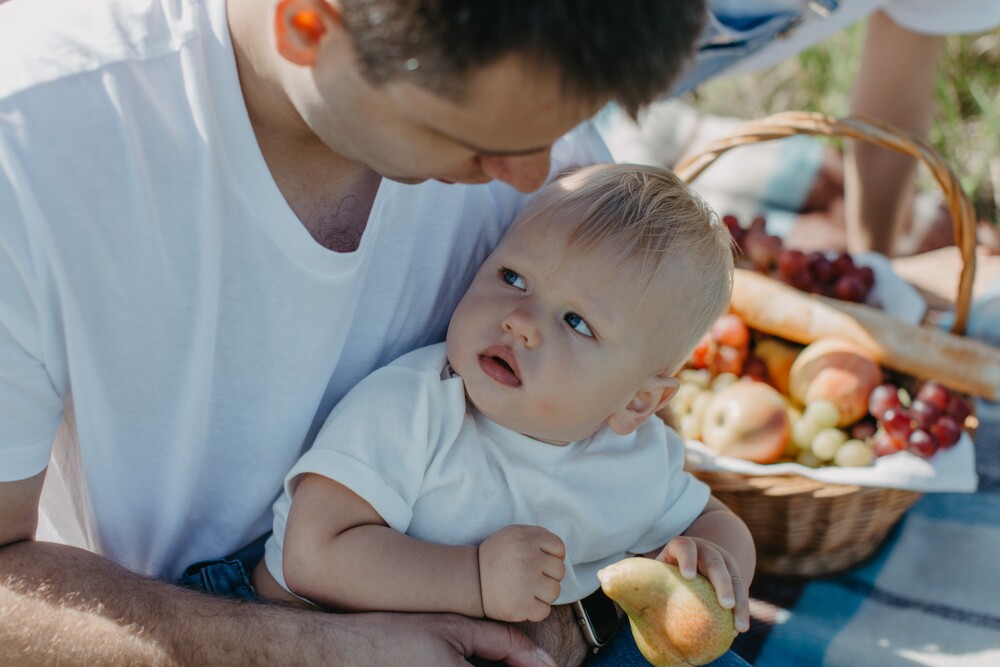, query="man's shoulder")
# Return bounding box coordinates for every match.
[0,0,209,100]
